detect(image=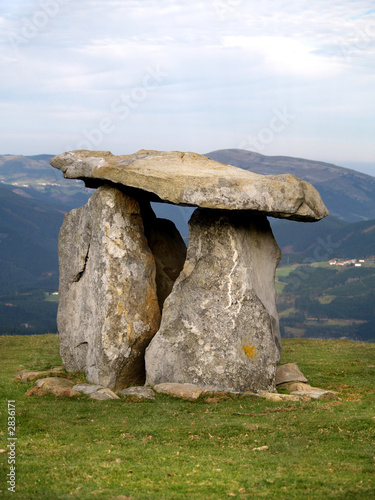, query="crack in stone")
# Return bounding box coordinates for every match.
[72,242,90,283]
